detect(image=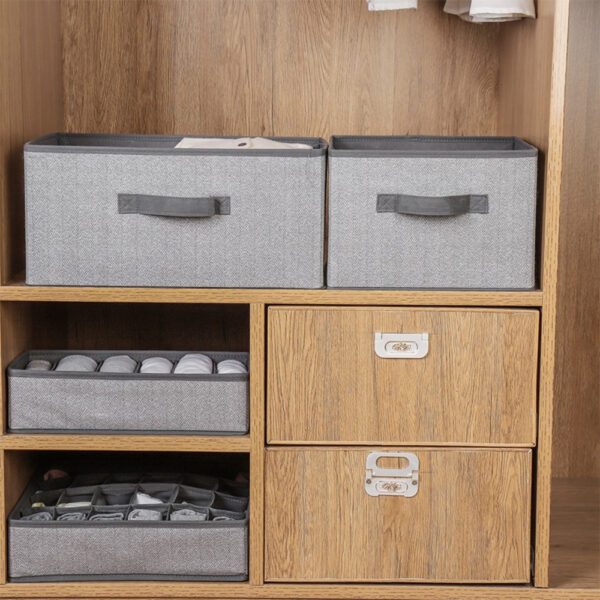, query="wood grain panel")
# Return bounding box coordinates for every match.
[273,0,498,138]
[0,0,63,284]
[265,447,532,583]
[268,307,538,445]
[62,0,274,135]
[553,0,600,478]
